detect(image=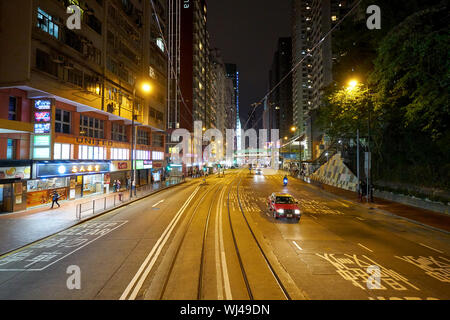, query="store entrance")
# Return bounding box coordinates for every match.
[82,174,104,197]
